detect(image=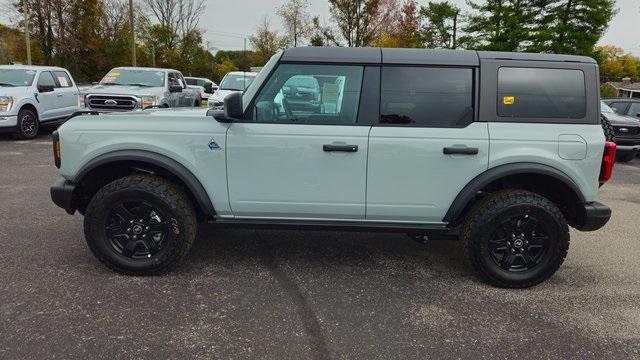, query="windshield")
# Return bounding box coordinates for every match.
[601,101,615,113]
[0,69,37,87]
[220,73,256,91]
[100,69,165,87]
